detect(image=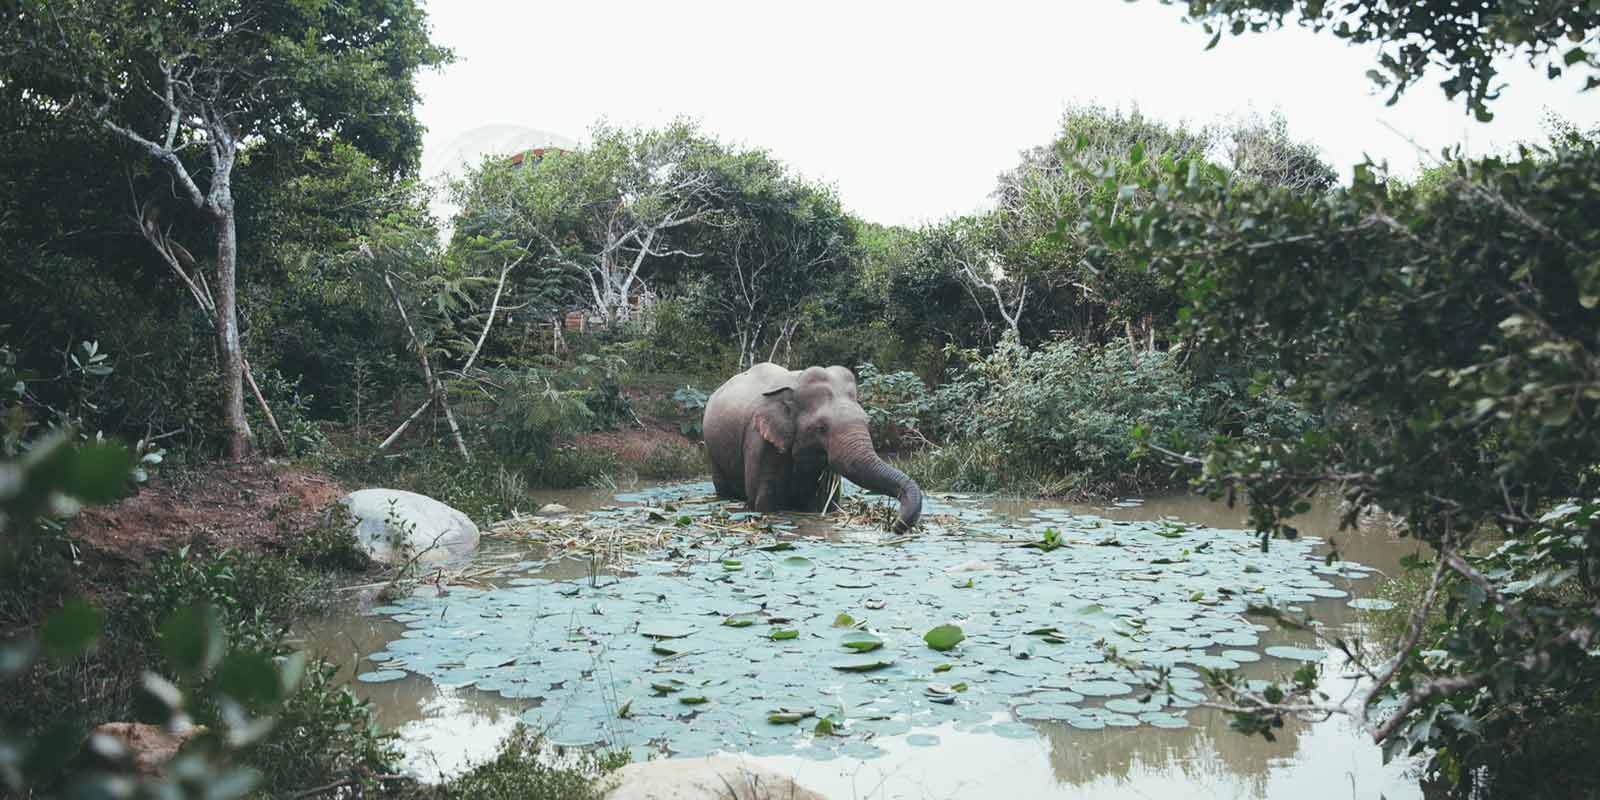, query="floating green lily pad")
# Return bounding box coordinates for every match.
[841,632,884,652]
[924,624,965,652]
